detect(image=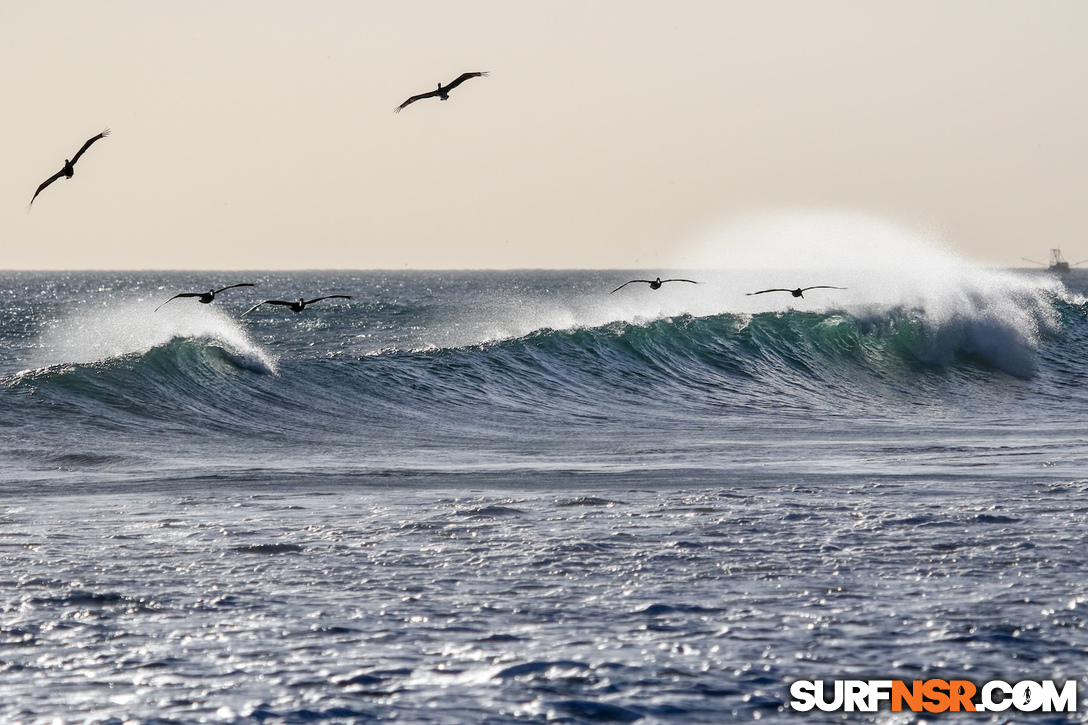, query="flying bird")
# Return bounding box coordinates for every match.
[746,286,846,298]
[395,72,488,112]
[155,283,258,312]
[241,295,353,317]
[610,277,698,294]
[29,129,110,208]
